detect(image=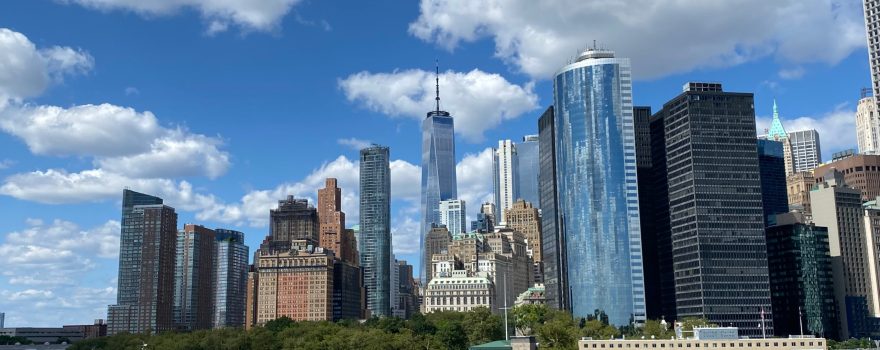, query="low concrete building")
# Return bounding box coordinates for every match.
[0,327,83,344]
